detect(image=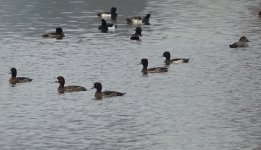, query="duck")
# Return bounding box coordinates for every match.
[97,7,118,20]
[162,51,189,65]
[98,19,116,33]
[56,76,87,93]
[126,14,151,25]
[42,27,65,39]
[129,27,142,40]
[259,11,261,16]
[9,68,32,84]
[140,58,168,74]
[92,82,125,99]
[229,36,250,48]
